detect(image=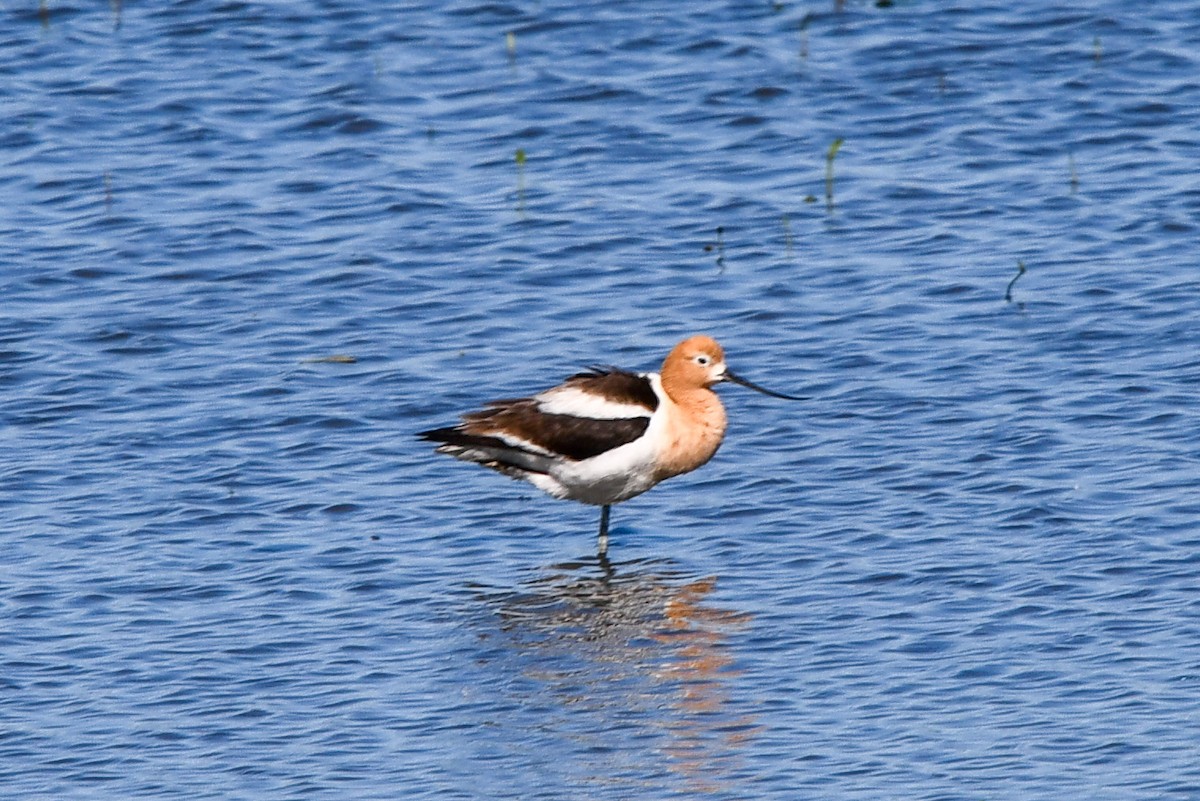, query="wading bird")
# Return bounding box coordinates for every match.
[419,335,803,555]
